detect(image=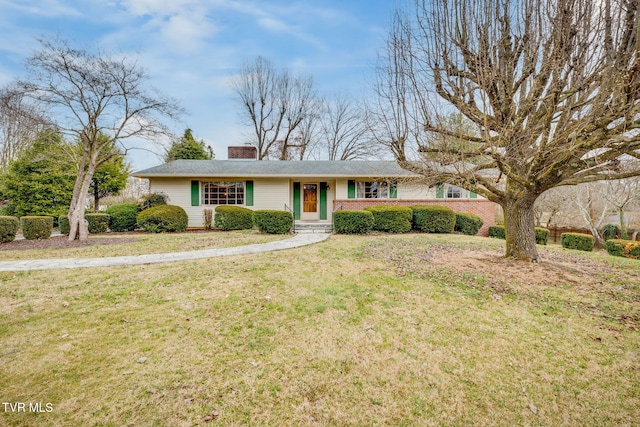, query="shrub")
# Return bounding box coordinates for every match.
[58,215,70,235]
[605,239,640,260]
[602,223,620,241]
[214,206,254,231]
[252,210,293,234]
[85,213,110,233]
[454,212,483,235]
[137,205,188,233]
[364,205,412,233]
[561,232,595,252]
[488,225,506,239]
[138,192,169,211]
[106,203,139,232]
[0,216,19,243]
[411,205,456,233]
[20,216,53,240]
[333,210,375,234]
[535,227,550,245]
